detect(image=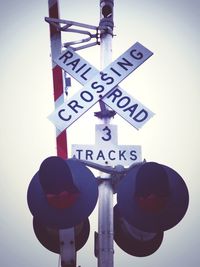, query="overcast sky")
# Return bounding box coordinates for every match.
[0,0,200,267]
